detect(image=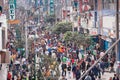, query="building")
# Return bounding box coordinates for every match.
[0,0,3,7]
[0,11,10,80]
[81,0,119,37]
